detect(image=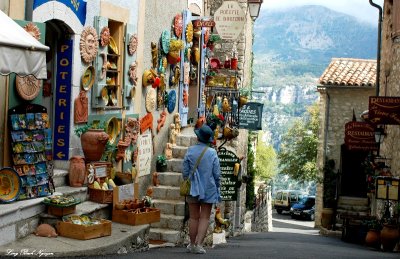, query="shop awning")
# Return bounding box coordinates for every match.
[0,10,49,79]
